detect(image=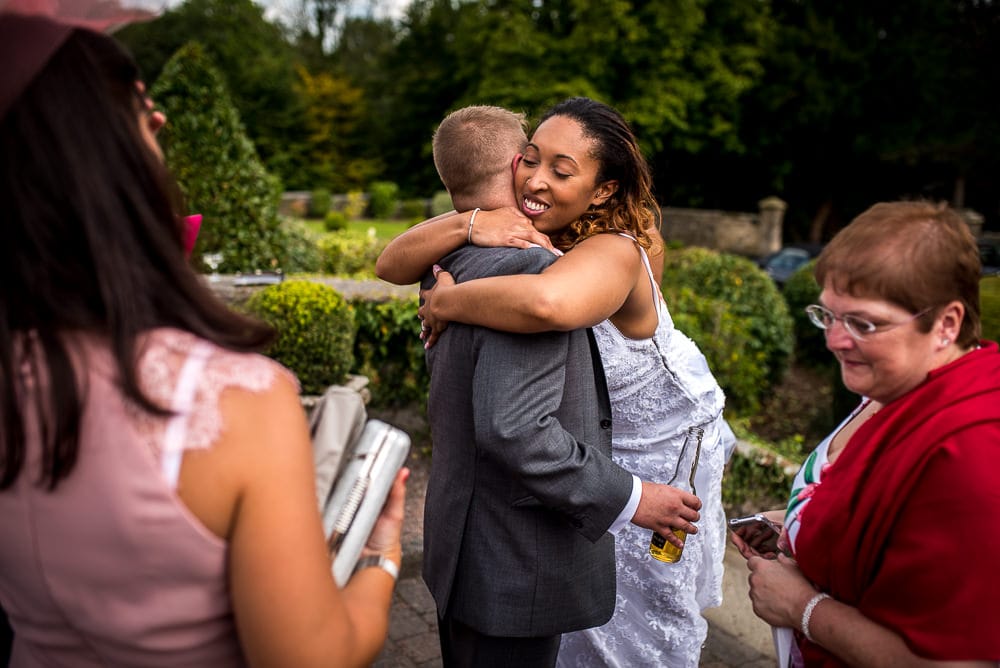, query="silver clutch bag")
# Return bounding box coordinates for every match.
[319,418,411,586]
